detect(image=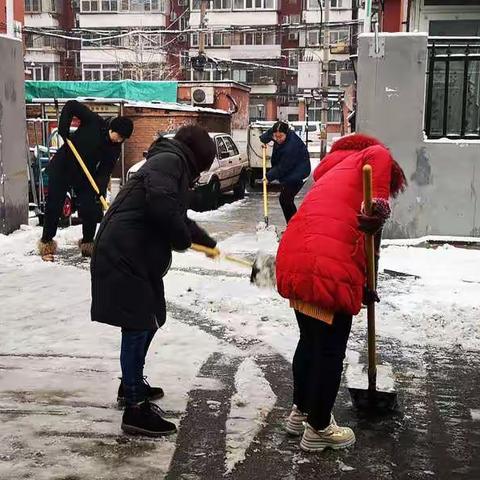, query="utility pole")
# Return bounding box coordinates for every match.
[199,0,208,56]
[320,0,330,158]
